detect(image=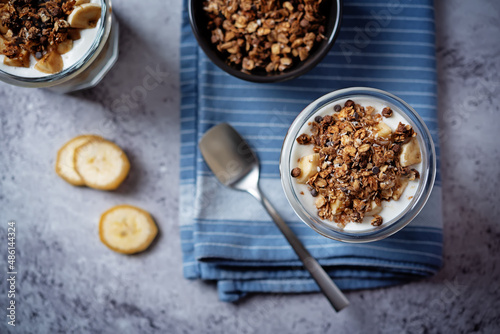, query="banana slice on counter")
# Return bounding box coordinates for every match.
[68,3,102,29]
[56,134,103,186]
[35,51,63,73]
[295,153,321,184]
[399,137,421,167]
[99,205,158,254]
[74,138,130,190]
